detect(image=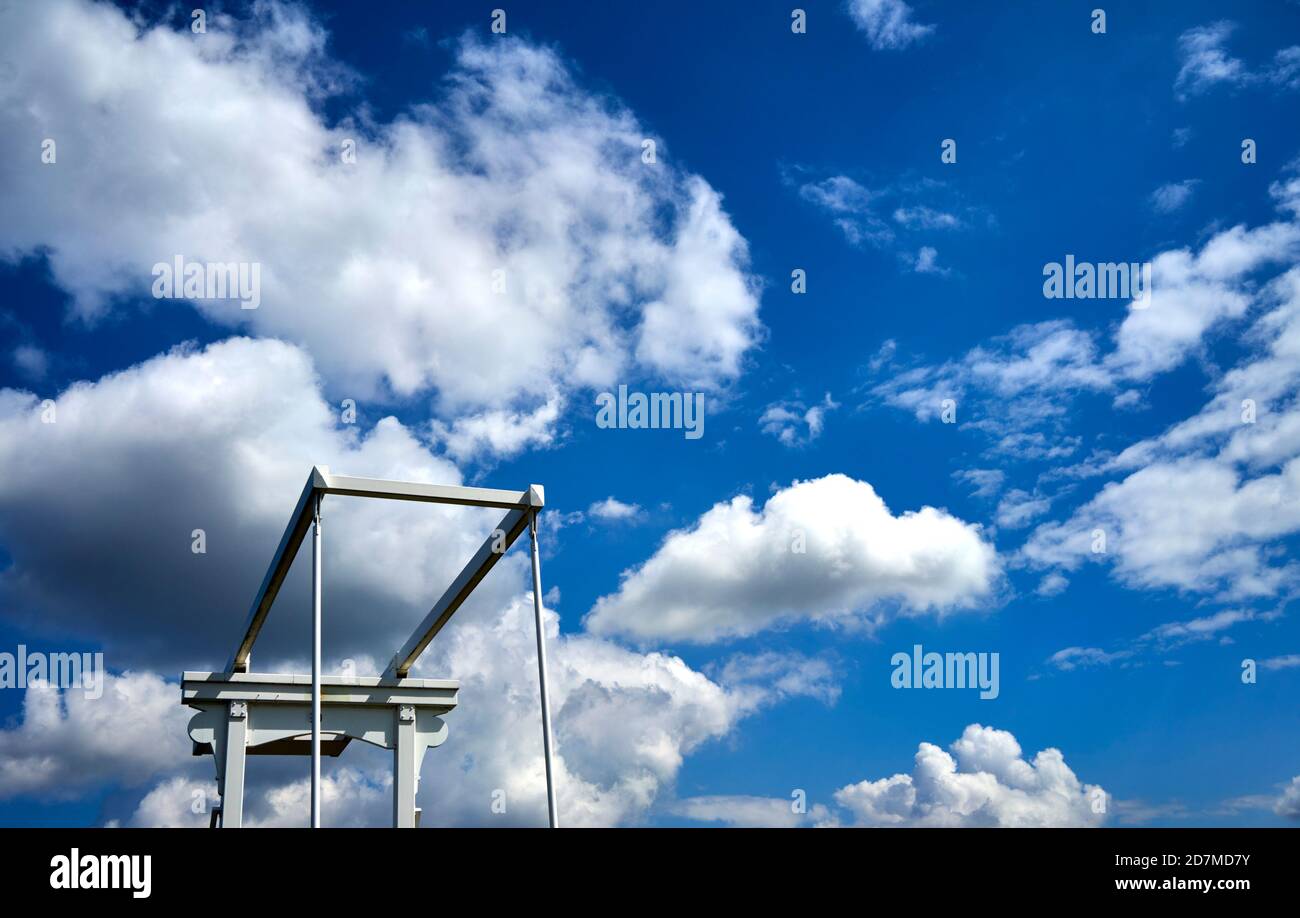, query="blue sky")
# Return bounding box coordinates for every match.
[1,0,1299,827]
